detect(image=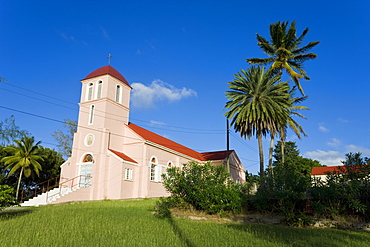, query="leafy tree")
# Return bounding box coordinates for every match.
[1,136,43,201]
[21,147,63,199]
[246,20,320,95]
[310,152,370,219]
[1,145,64,201]
[161,162,246,214]
[273,141,322,182]
[225,66,290,178]
[52,119,77,158]
[0,185,17,210]
[253,141,321,225]
[0,115,29,146]
[0,185,16,209]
